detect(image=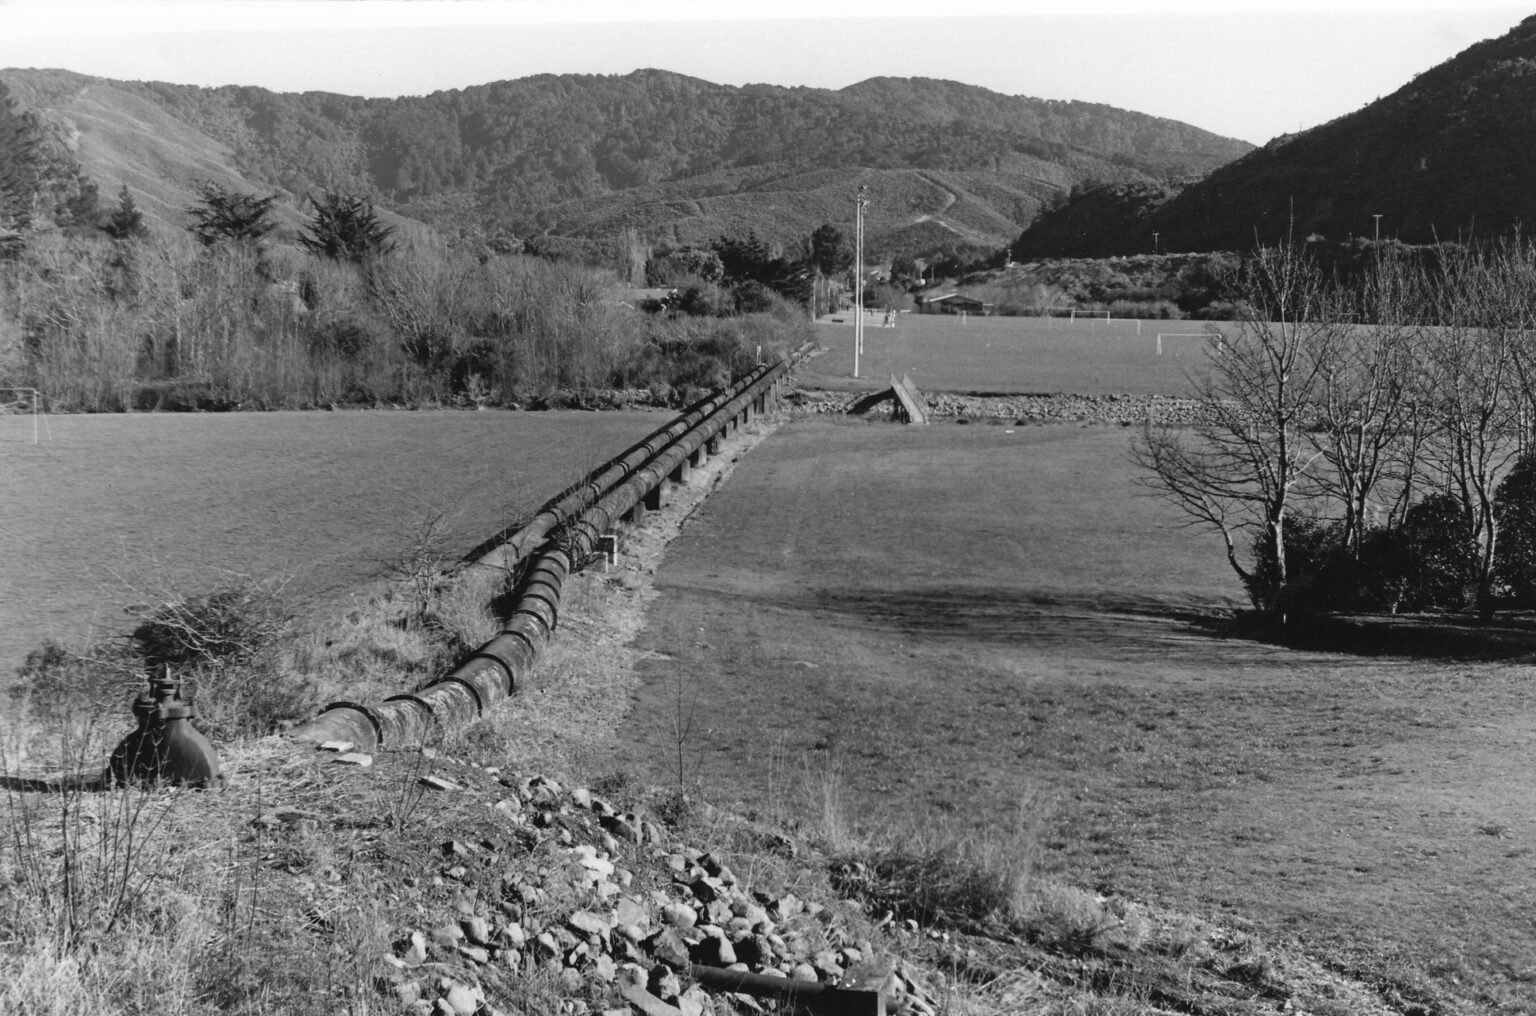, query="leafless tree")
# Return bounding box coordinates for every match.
[1133,240,1339,613]
[1416,239,1536,616]
[1304,254,1422,556]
